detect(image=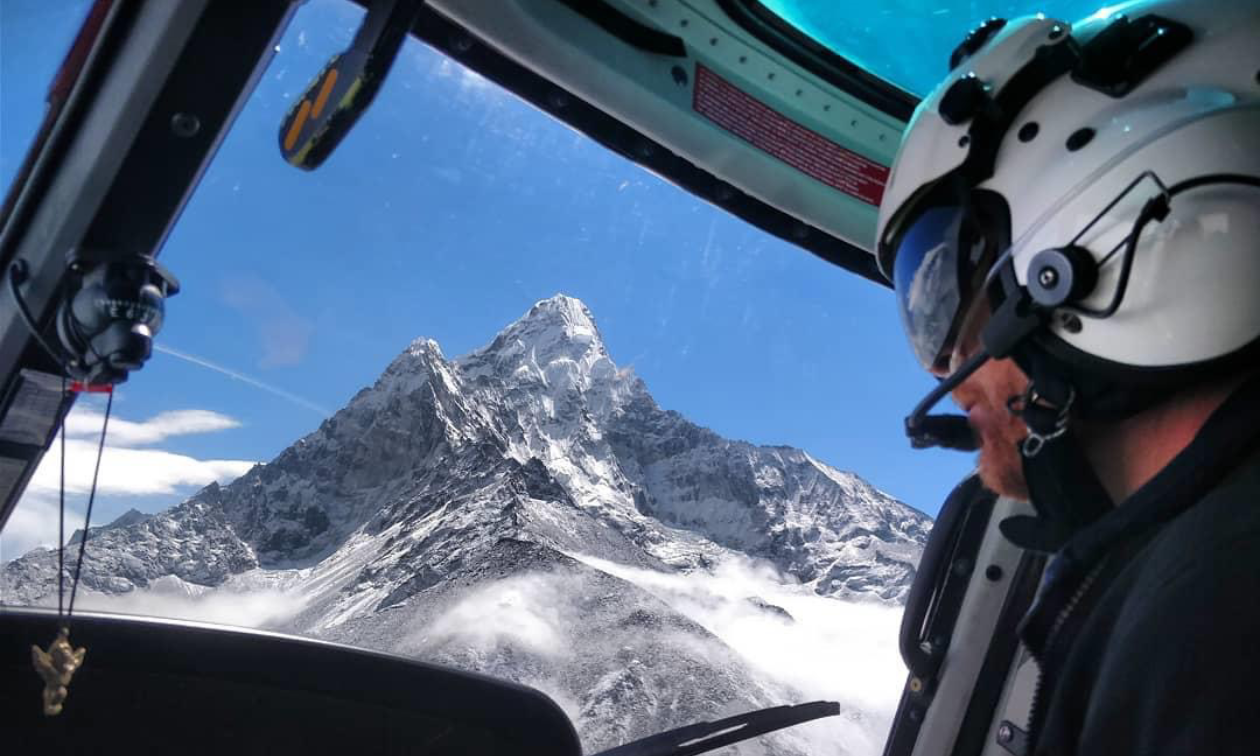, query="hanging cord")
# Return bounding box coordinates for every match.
[62,386,113,629]
[58,373,67,619]
[7,261,79,374]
